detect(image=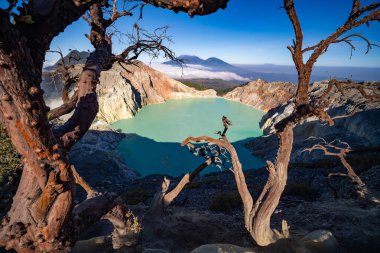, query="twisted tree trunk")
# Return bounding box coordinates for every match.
[247,125,293,245]
[0,22,75,252]
[0,7,111,251]
[181,120,294,246]
[0,0,230,251]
